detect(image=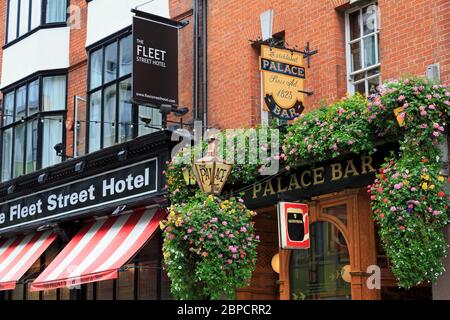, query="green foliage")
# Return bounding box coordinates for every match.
[283,94,375,167]
[160,193,259,299]
[368,77,450,288]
